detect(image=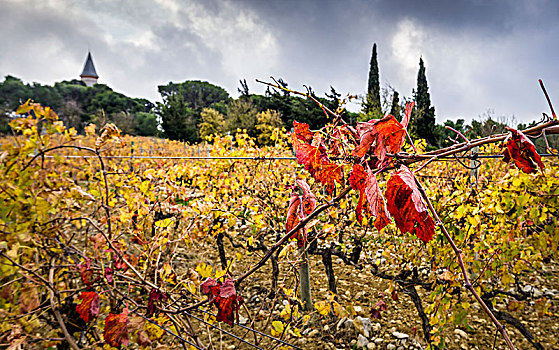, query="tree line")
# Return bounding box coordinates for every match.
[1,45,554,149]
